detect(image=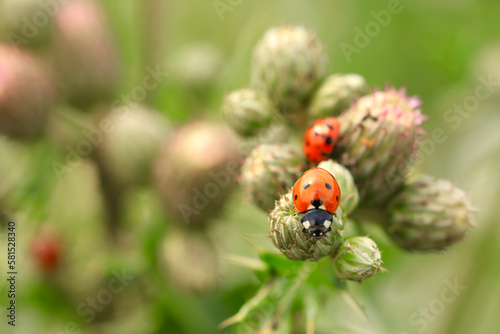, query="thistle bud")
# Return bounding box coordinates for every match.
[0,45,55,139]
[160,230,218,293]
[332,236,382,283]
[386,175,475,252]
[334,87,426,206]
[95,105,170,188]
[154,121,240,226]
[222,88,273,137]
[269,191,344,261]
[169,42,223,88]
[240,144,304,211]
[317,160,359,215]
[308,74,369,119]
[251,26,329,118]
[52,0,121,109]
